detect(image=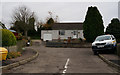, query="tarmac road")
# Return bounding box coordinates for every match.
[4,40,118,73]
